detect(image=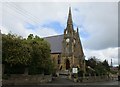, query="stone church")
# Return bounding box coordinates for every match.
[44,7,86,73]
